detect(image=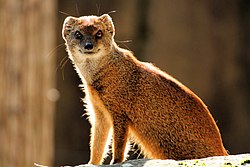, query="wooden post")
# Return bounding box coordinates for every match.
[0,0,56,166]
